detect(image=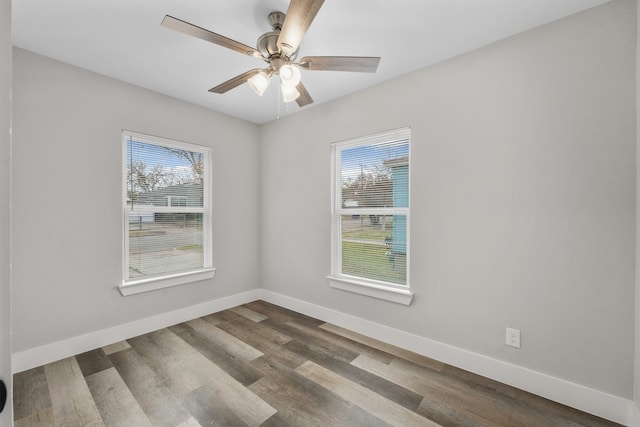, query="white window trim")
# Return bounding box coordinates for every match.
[120,268,216,296]
[327,275,413,305]
[329,127,413,305]
[120,130,214,296]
